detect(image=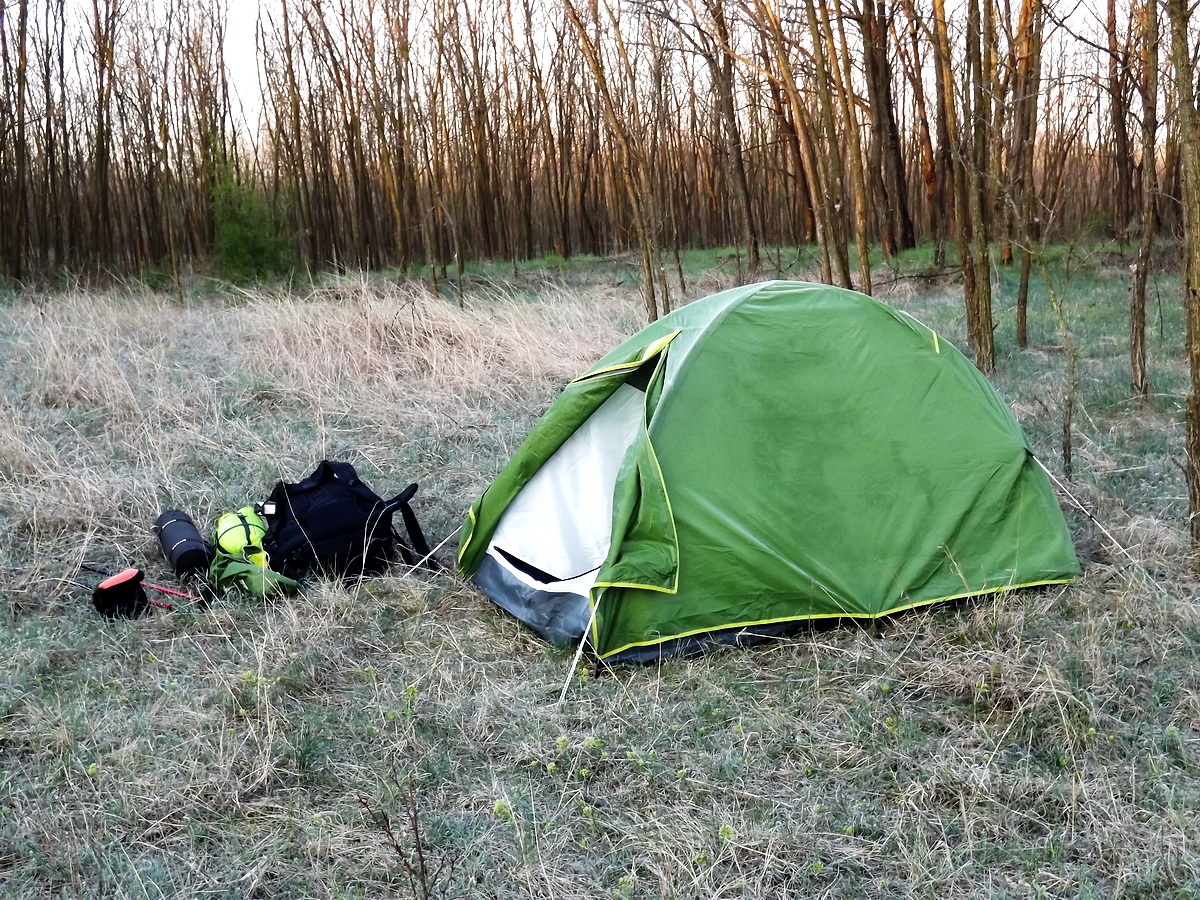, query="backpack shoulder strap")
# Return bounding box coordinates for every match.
[383,483,436,569]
